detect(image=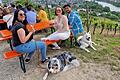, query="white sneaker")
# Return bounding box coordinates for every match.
[52,46,61,50]
[41,38,47,41]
